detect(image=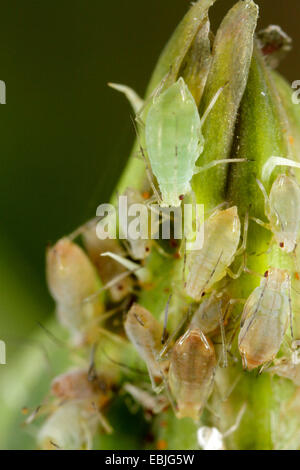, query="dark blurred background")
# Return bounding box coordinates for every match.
[0,0,299,372]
